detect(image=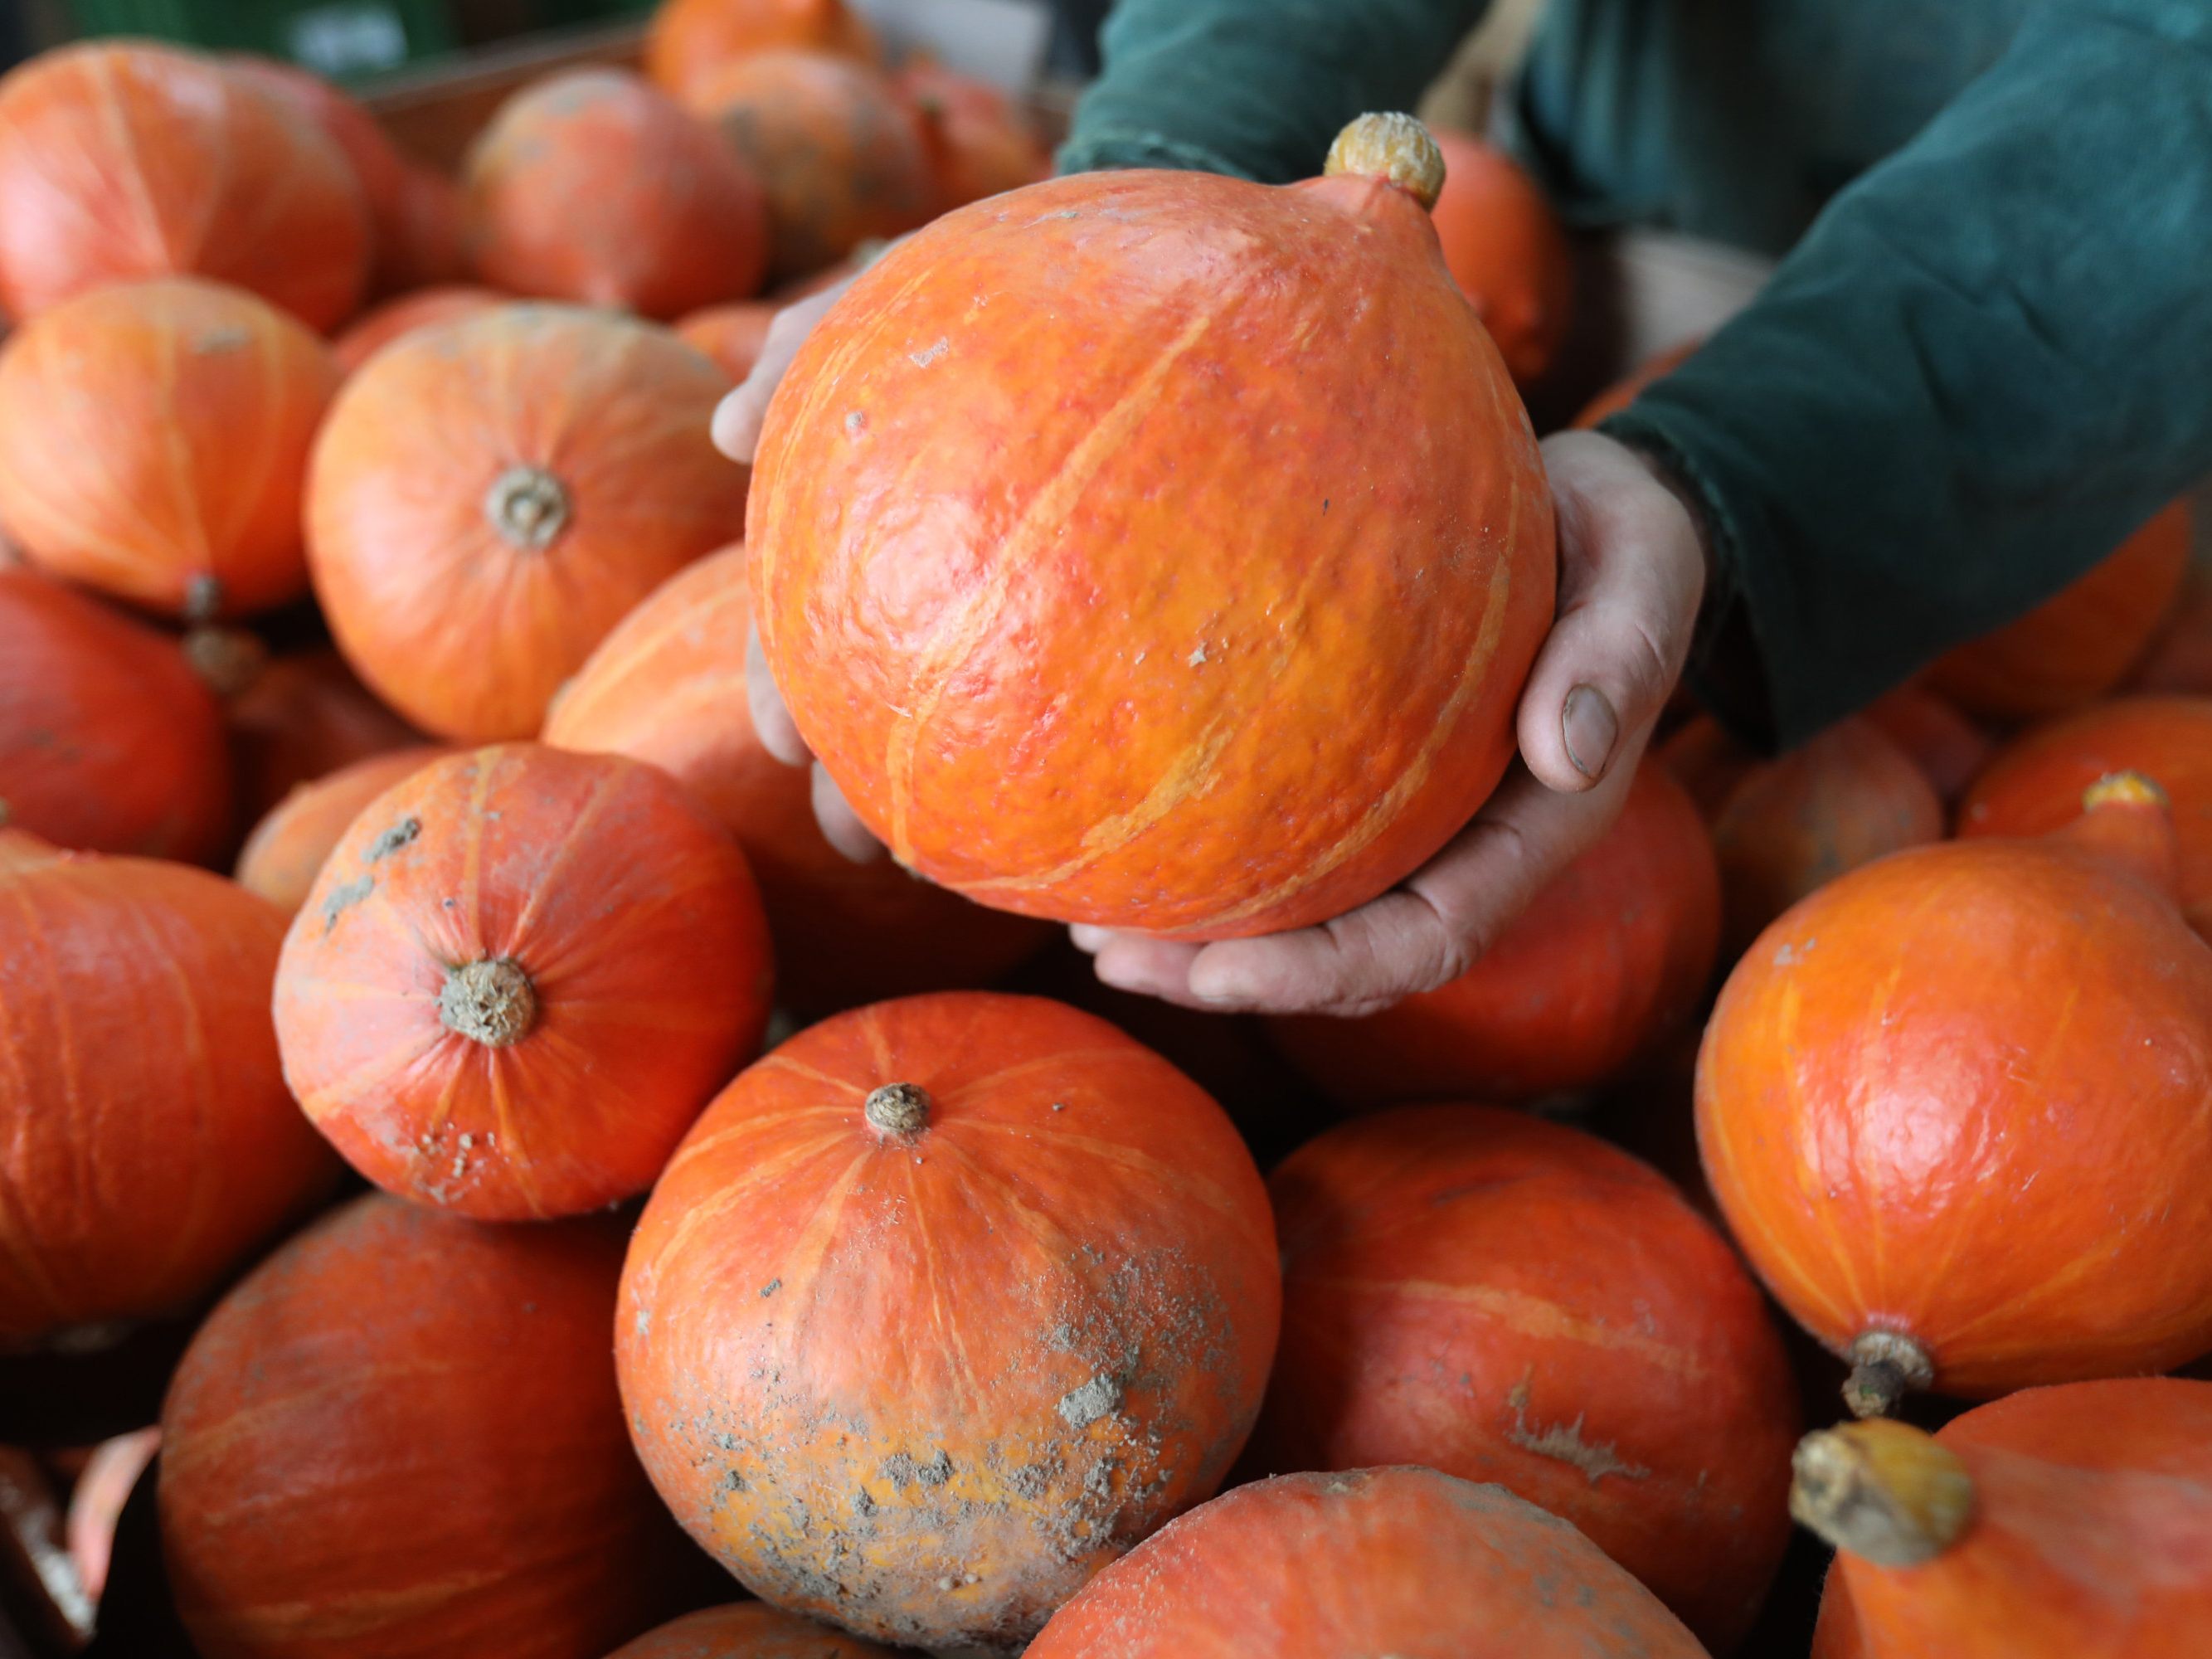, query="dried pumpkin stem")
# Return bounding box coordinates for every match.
[439,957,538,1047]
[1790,1418,1975,1567]
[1843,1330,1934,1418]
[864,1082,931,1136]
[180,625,269,700]
[1324,113,1447,212]
[484,465,572,551]
[182,573,225,625]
